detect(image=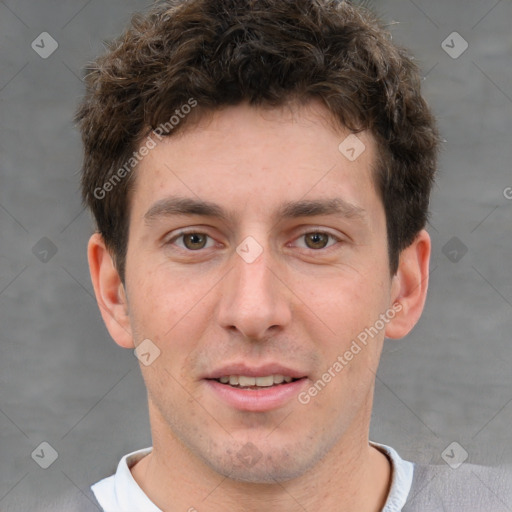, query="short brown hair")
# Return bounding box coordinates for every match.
[77,0,440,281]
